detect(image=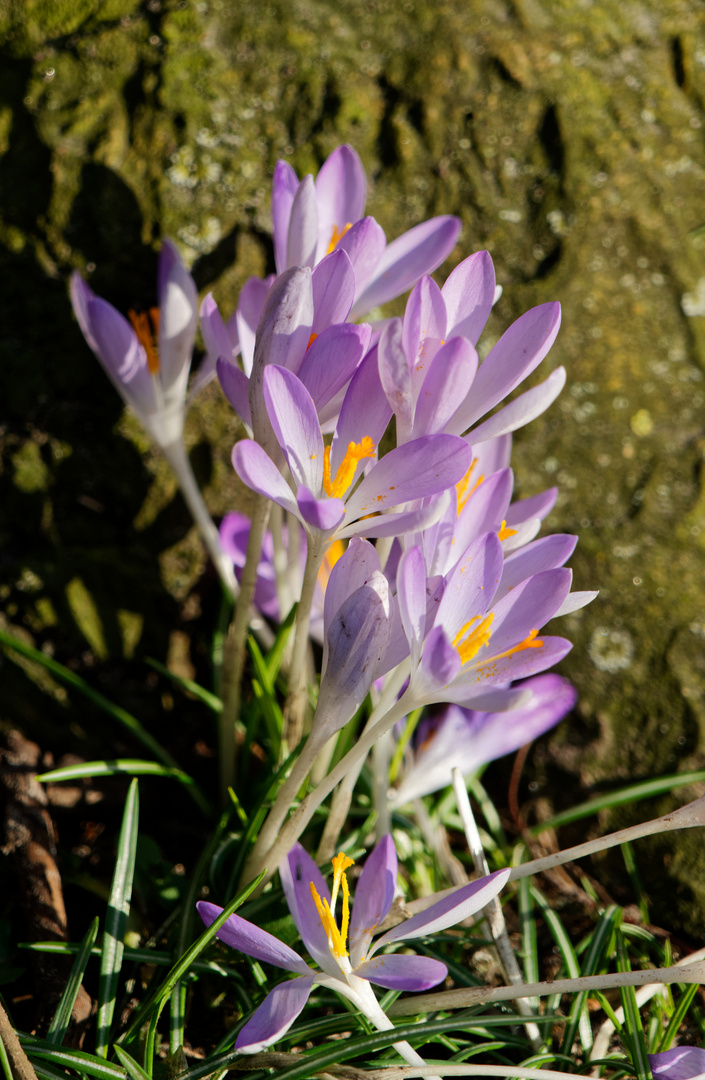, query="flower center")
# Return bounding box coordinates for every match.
[128,307,160,375]
[497,520,517,541]
[452,613,494,664]
[309,852,355,959]
[456,460,484,514]
[476,627,544,666]
[326,222,353,255]
[322,438,376,500]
